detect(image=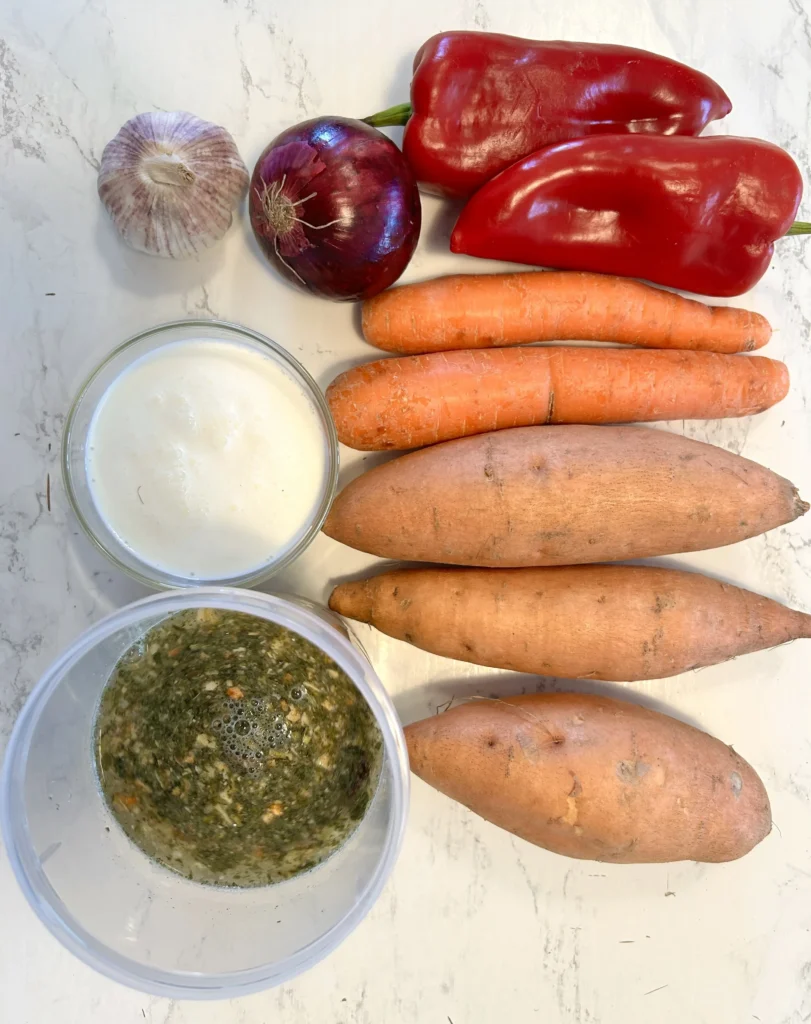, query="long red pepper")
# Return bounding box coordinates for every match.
[365,32,732,198]
[450,134,811,298]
